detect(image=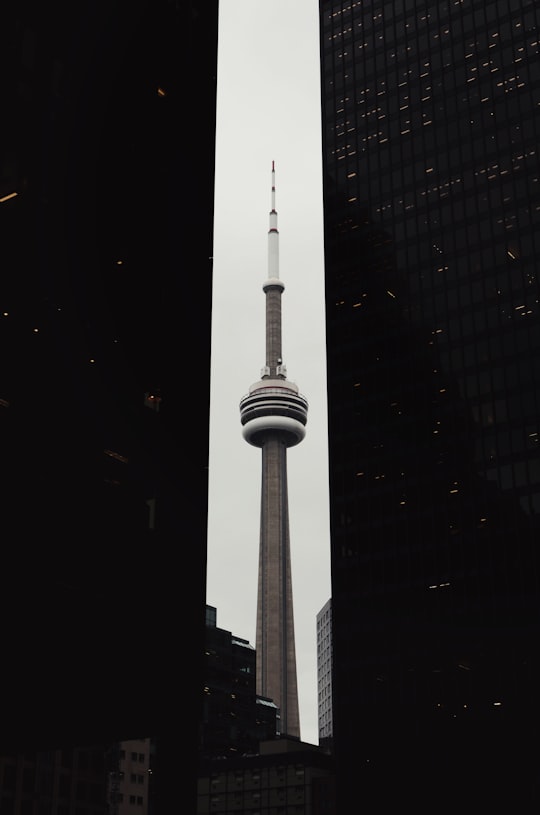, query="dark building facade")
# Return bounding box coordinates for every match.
[197,738,335,815]
[201,606,278,759]
[319,0,540,810]
[1,1,218,810]
[0,748,109,815]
